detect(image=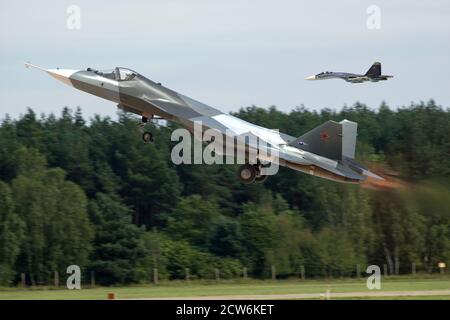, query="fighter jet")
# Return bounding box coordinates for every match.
[25,62,383,184]
[305,62,393,83]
